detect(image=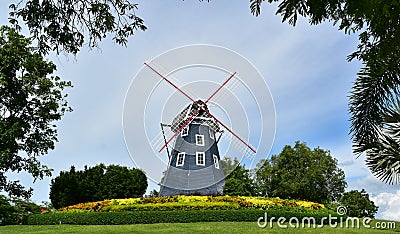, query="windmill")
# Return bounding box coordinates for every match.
[144,63,257,196]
